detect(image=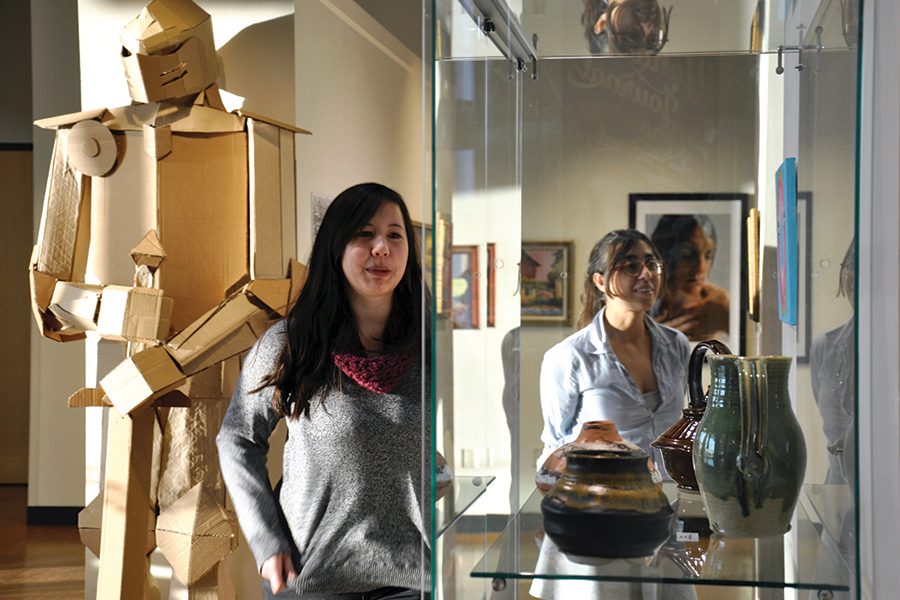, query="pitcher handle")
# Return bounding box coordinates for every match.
[687,339,732,409]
